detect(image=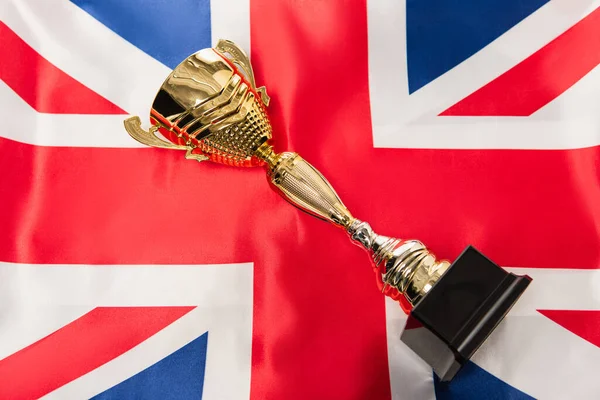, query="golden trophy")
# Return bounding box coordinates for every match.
[124,40,531,382]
